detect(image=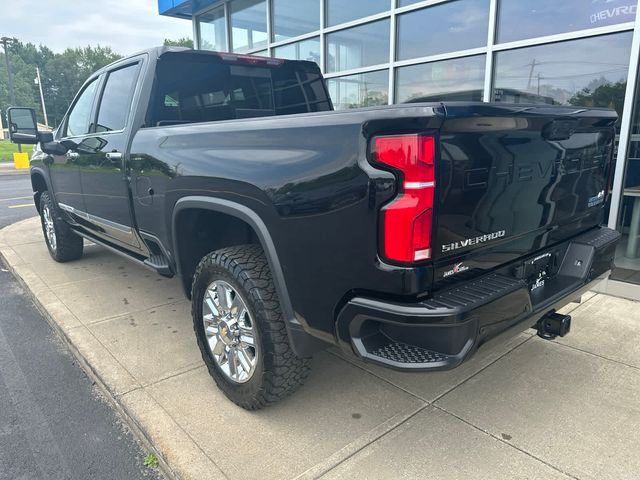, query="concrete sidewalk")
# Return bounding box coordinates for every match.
[1,217,640,480]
